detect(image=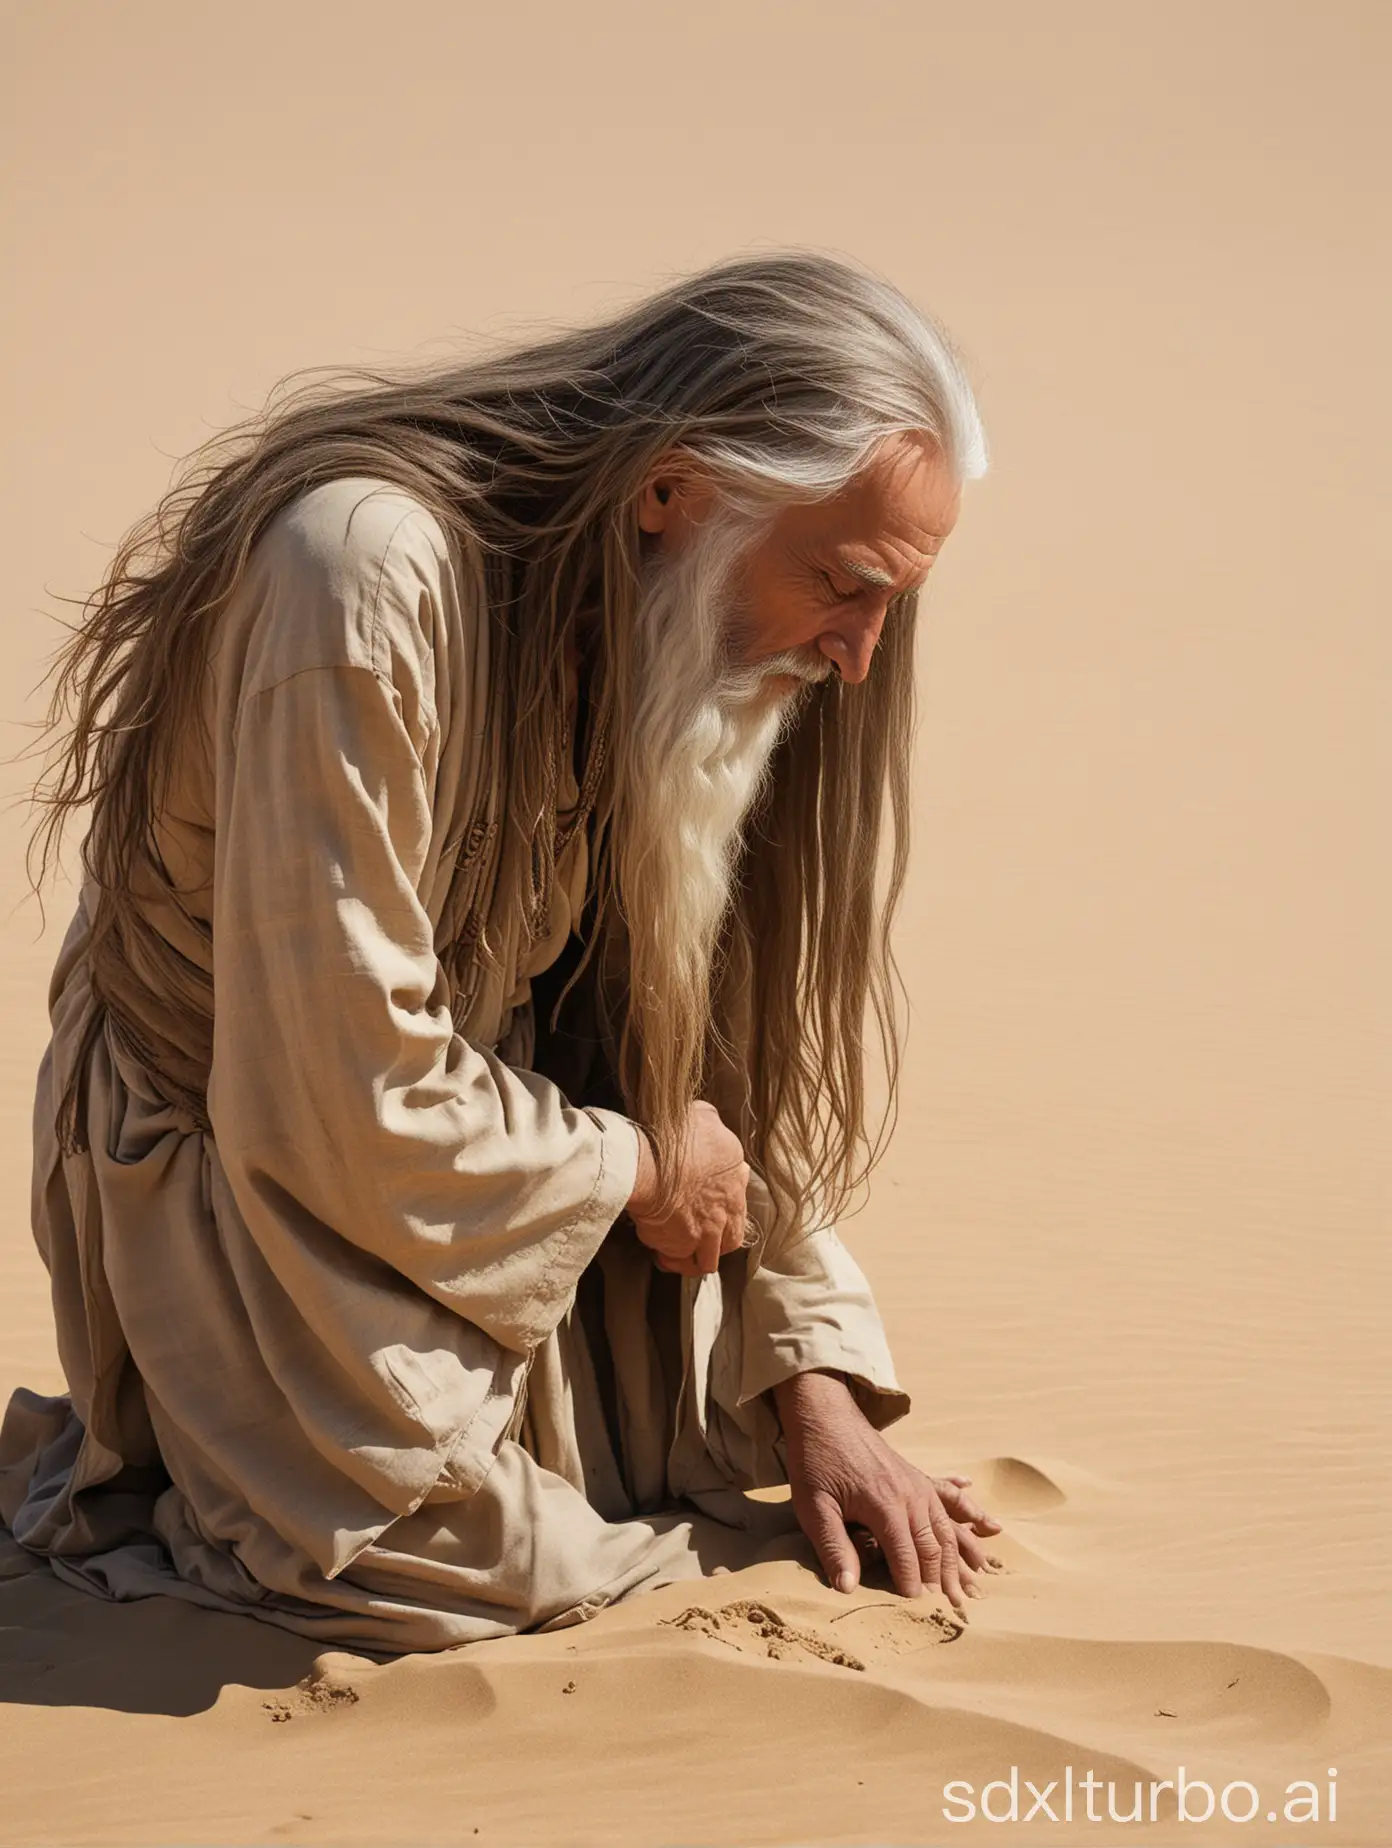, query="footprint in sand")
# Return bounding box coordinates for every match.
[664,1597,969,1670]
[664,1600,867,1671]
[826,1600,965,1660]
